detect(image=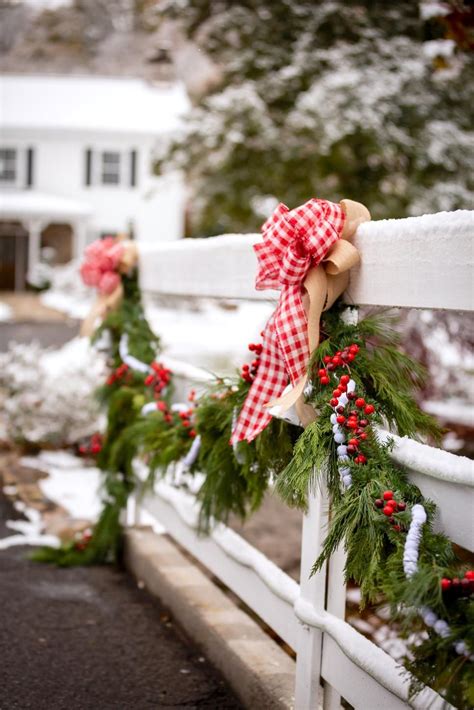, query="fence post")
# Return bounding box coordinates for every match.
[294,476,330,709]
[323,544,347,710]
